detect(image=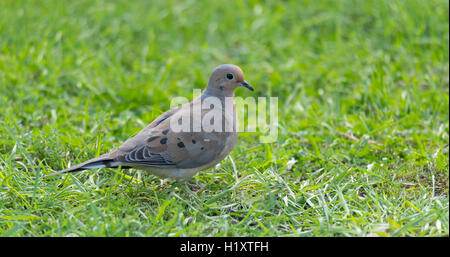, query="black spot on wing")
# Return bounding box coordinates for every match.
[147,136,159,143]
[177,142,185,148]
[160,138,167,144]
[155,116,168,126]
[162,129,169,135]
